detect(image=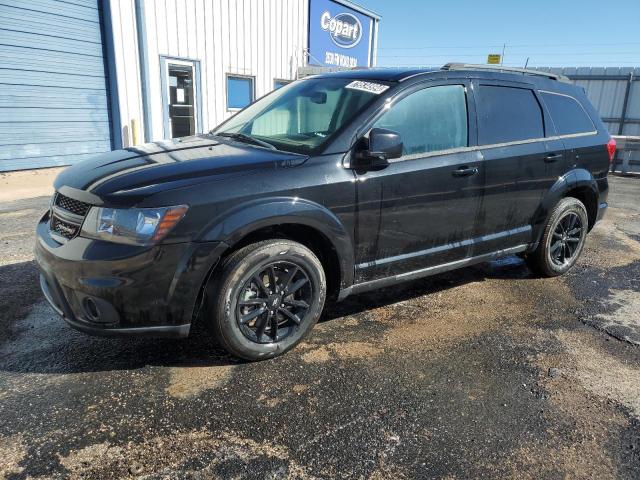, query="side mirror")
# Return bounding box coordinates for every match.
[352,128,403,170]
